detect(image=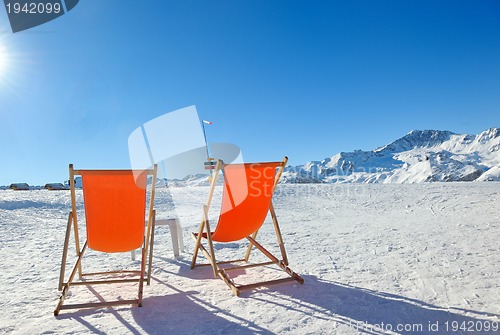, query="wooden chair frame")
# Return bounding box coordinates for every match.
[191,157,303,296]
[54,164,158,316]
